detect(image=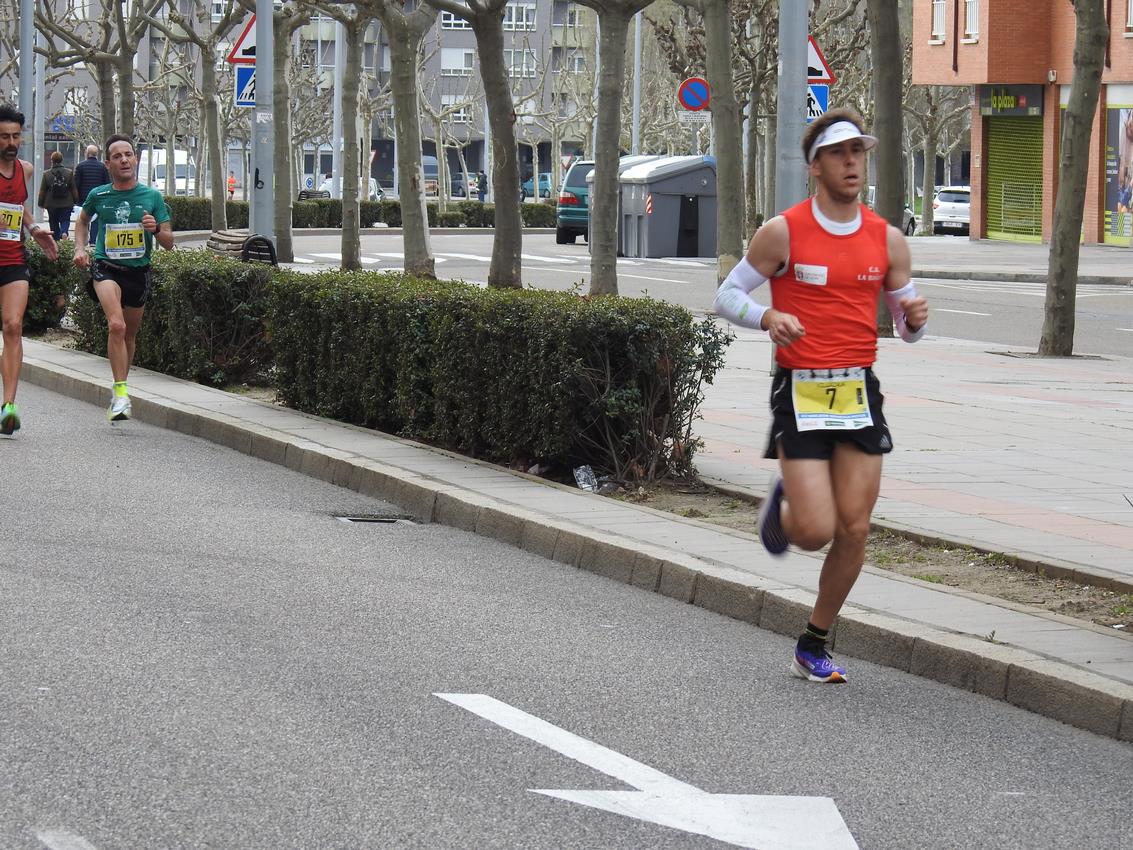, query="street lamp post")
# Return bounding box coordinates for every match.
[774,0,807,213]
[251,0,275,239]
